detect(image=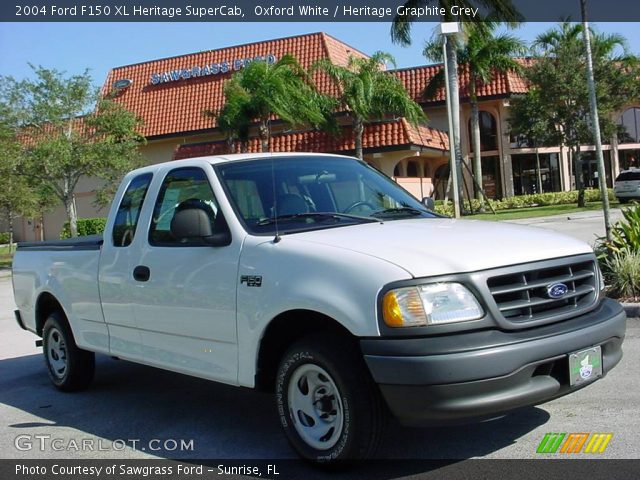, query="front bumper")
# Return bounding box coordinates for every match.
[361,298,626,426]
